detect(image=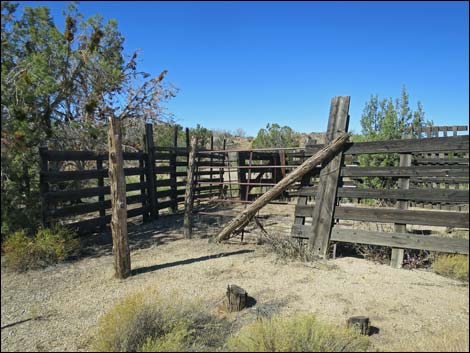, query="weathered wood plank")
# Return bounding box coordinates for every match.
[331,228,469,255]
[305,135,469,155]
[392,135,412,268]
[309,96,350,257]
[294,187,469,203]
[291,225,469,254]
[294,205,469,228]
[341,166,469,178]
[144,123,158,219]
[108,116,131,279]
